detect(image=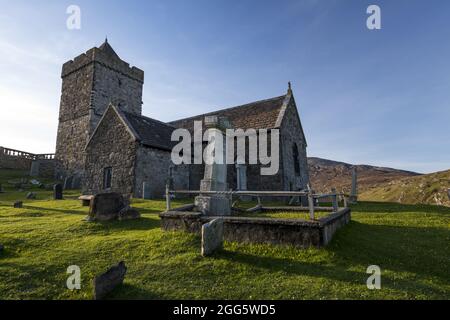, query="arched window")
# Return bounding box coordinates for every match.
[293,144,300,176]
